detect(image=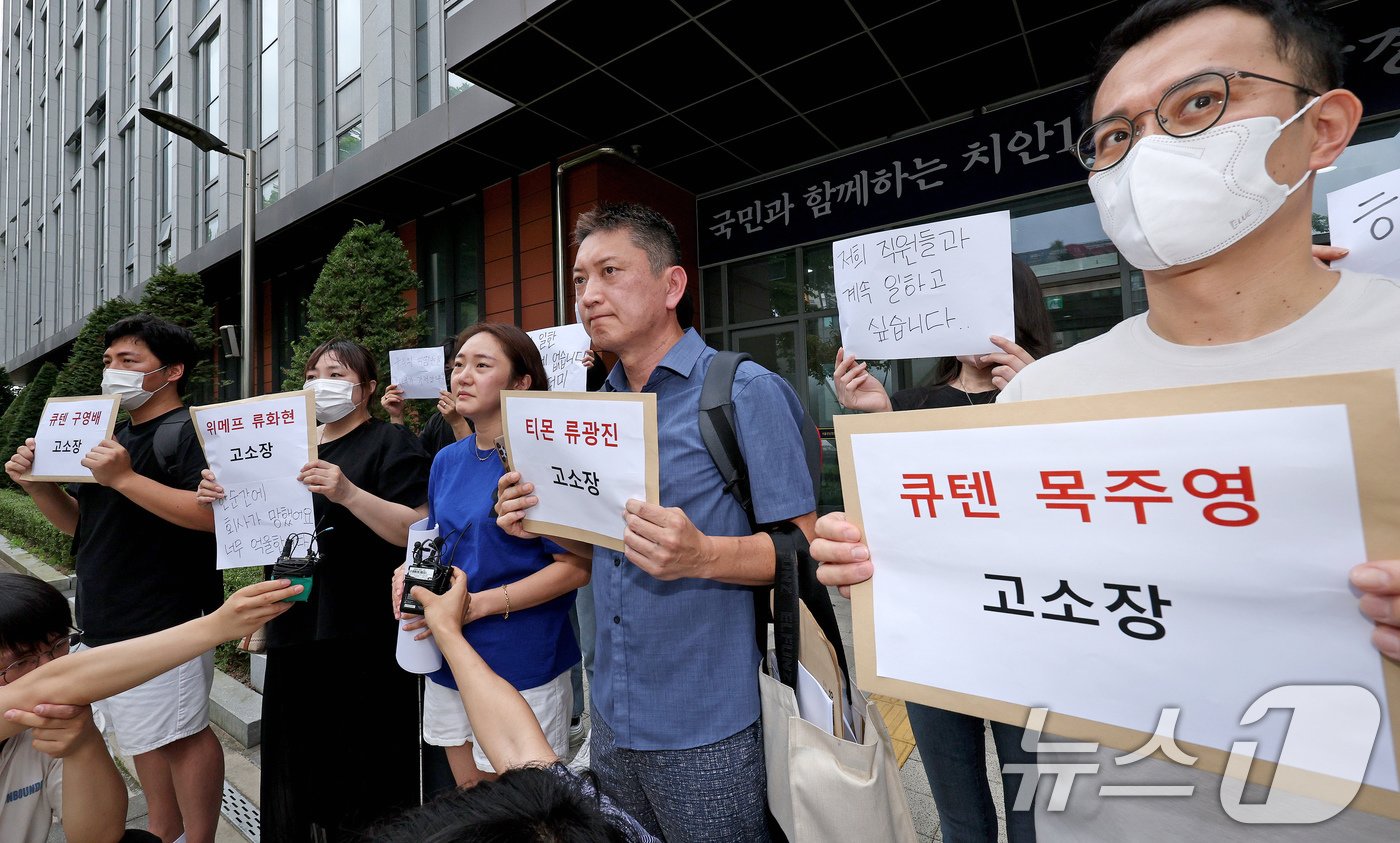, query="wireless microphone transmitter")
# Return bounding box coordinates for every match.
[271,533,322,602]
[400,536,452,616]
